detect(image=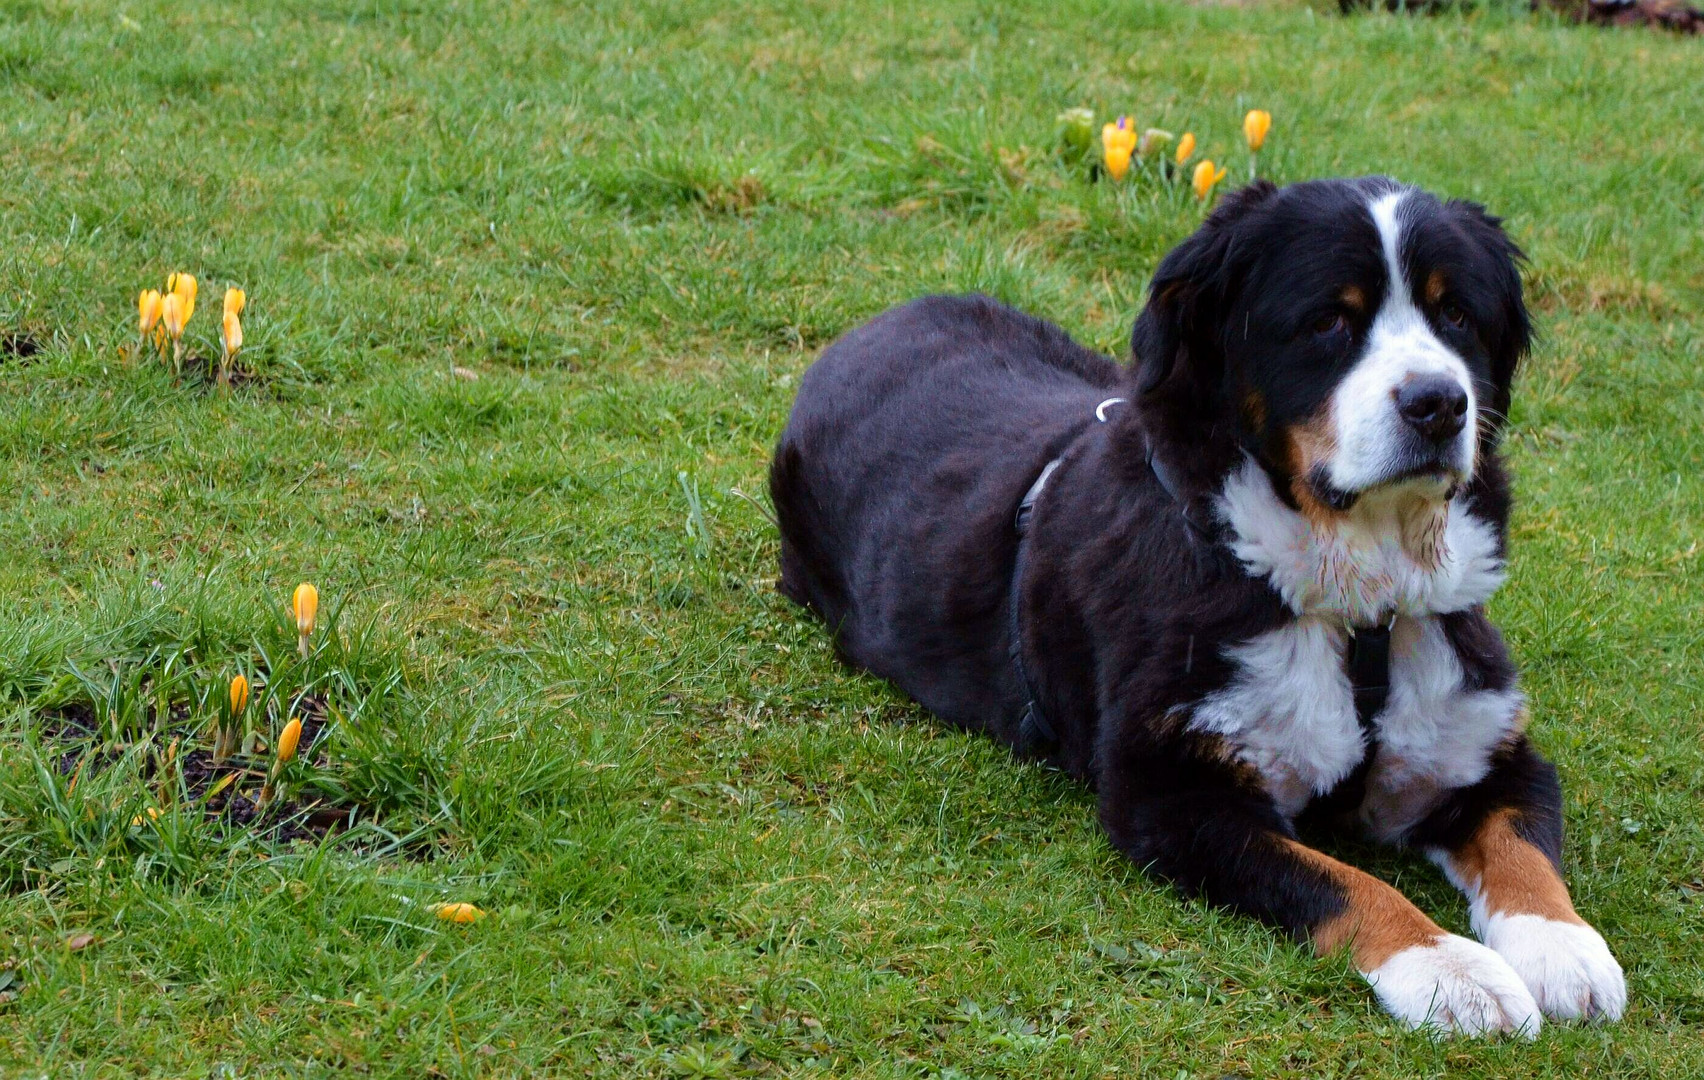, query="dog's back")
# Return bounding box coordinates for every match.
[770,294,1121,729]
